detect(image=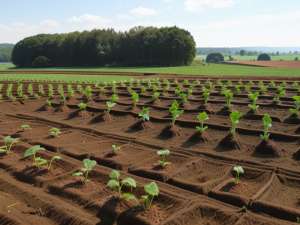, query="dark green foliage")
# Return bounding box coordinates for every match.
[0,43,14,62]
[12,26,196,67]
[206,53,224,63]
[32,56,51,67]
[257,53,271,61]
